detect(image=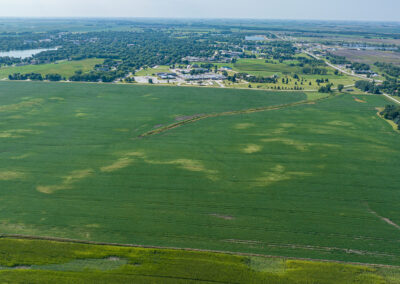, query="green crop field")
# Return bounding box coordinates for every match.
[1,81,400,268]
[0,237,398,283]
[0,59,104,79]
